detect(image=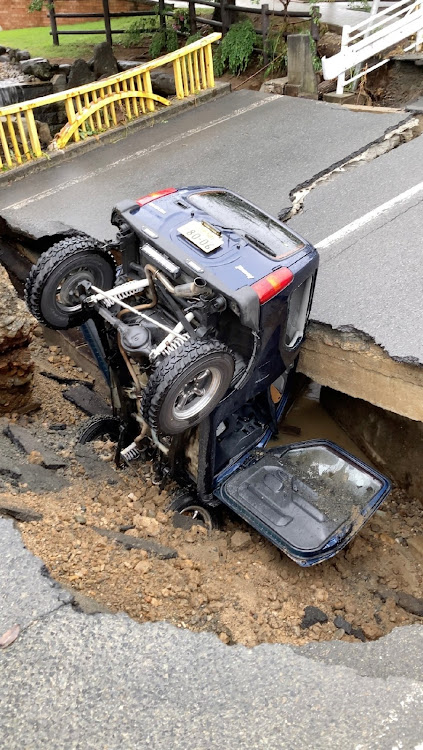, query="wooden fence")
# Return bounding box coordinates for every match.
[47,0,311,46]
[0,33,220,170]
